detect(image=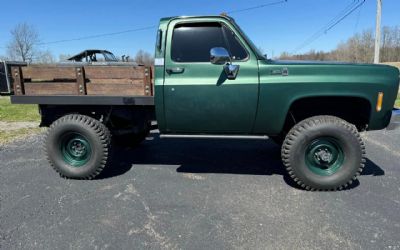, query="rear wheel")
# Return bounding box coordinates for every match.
[281,115,366,191]
[44,114,111,179]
